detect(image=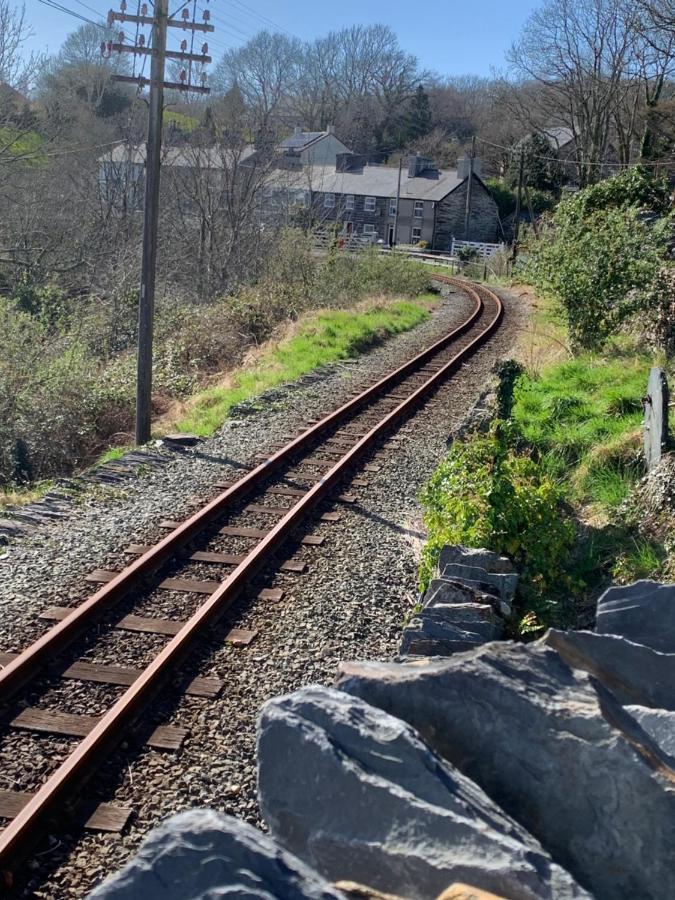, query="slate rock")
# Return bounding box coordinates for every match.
[424,579,512,619]
[545,628,675,710]
[337,643,675,899]
[439,564,518,604]
[88,809,345,900]
[438,545,515,574]
[595,580,675,652]
[624,706,675,760]
[401,605,503,656]
[257,685,587,900]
